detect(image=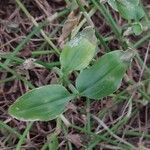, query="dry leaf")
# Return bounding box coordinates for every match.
[20,58,43,70]
[66,134,83,148]
[66,102,77,113]
[80,0,89,7]
[58,11,80,48]
[22,58,36,70]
